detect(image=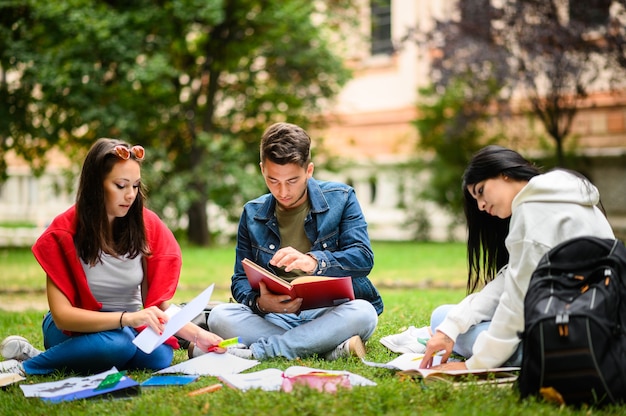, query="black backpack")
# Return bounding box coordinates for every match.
[518,236,626,407]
